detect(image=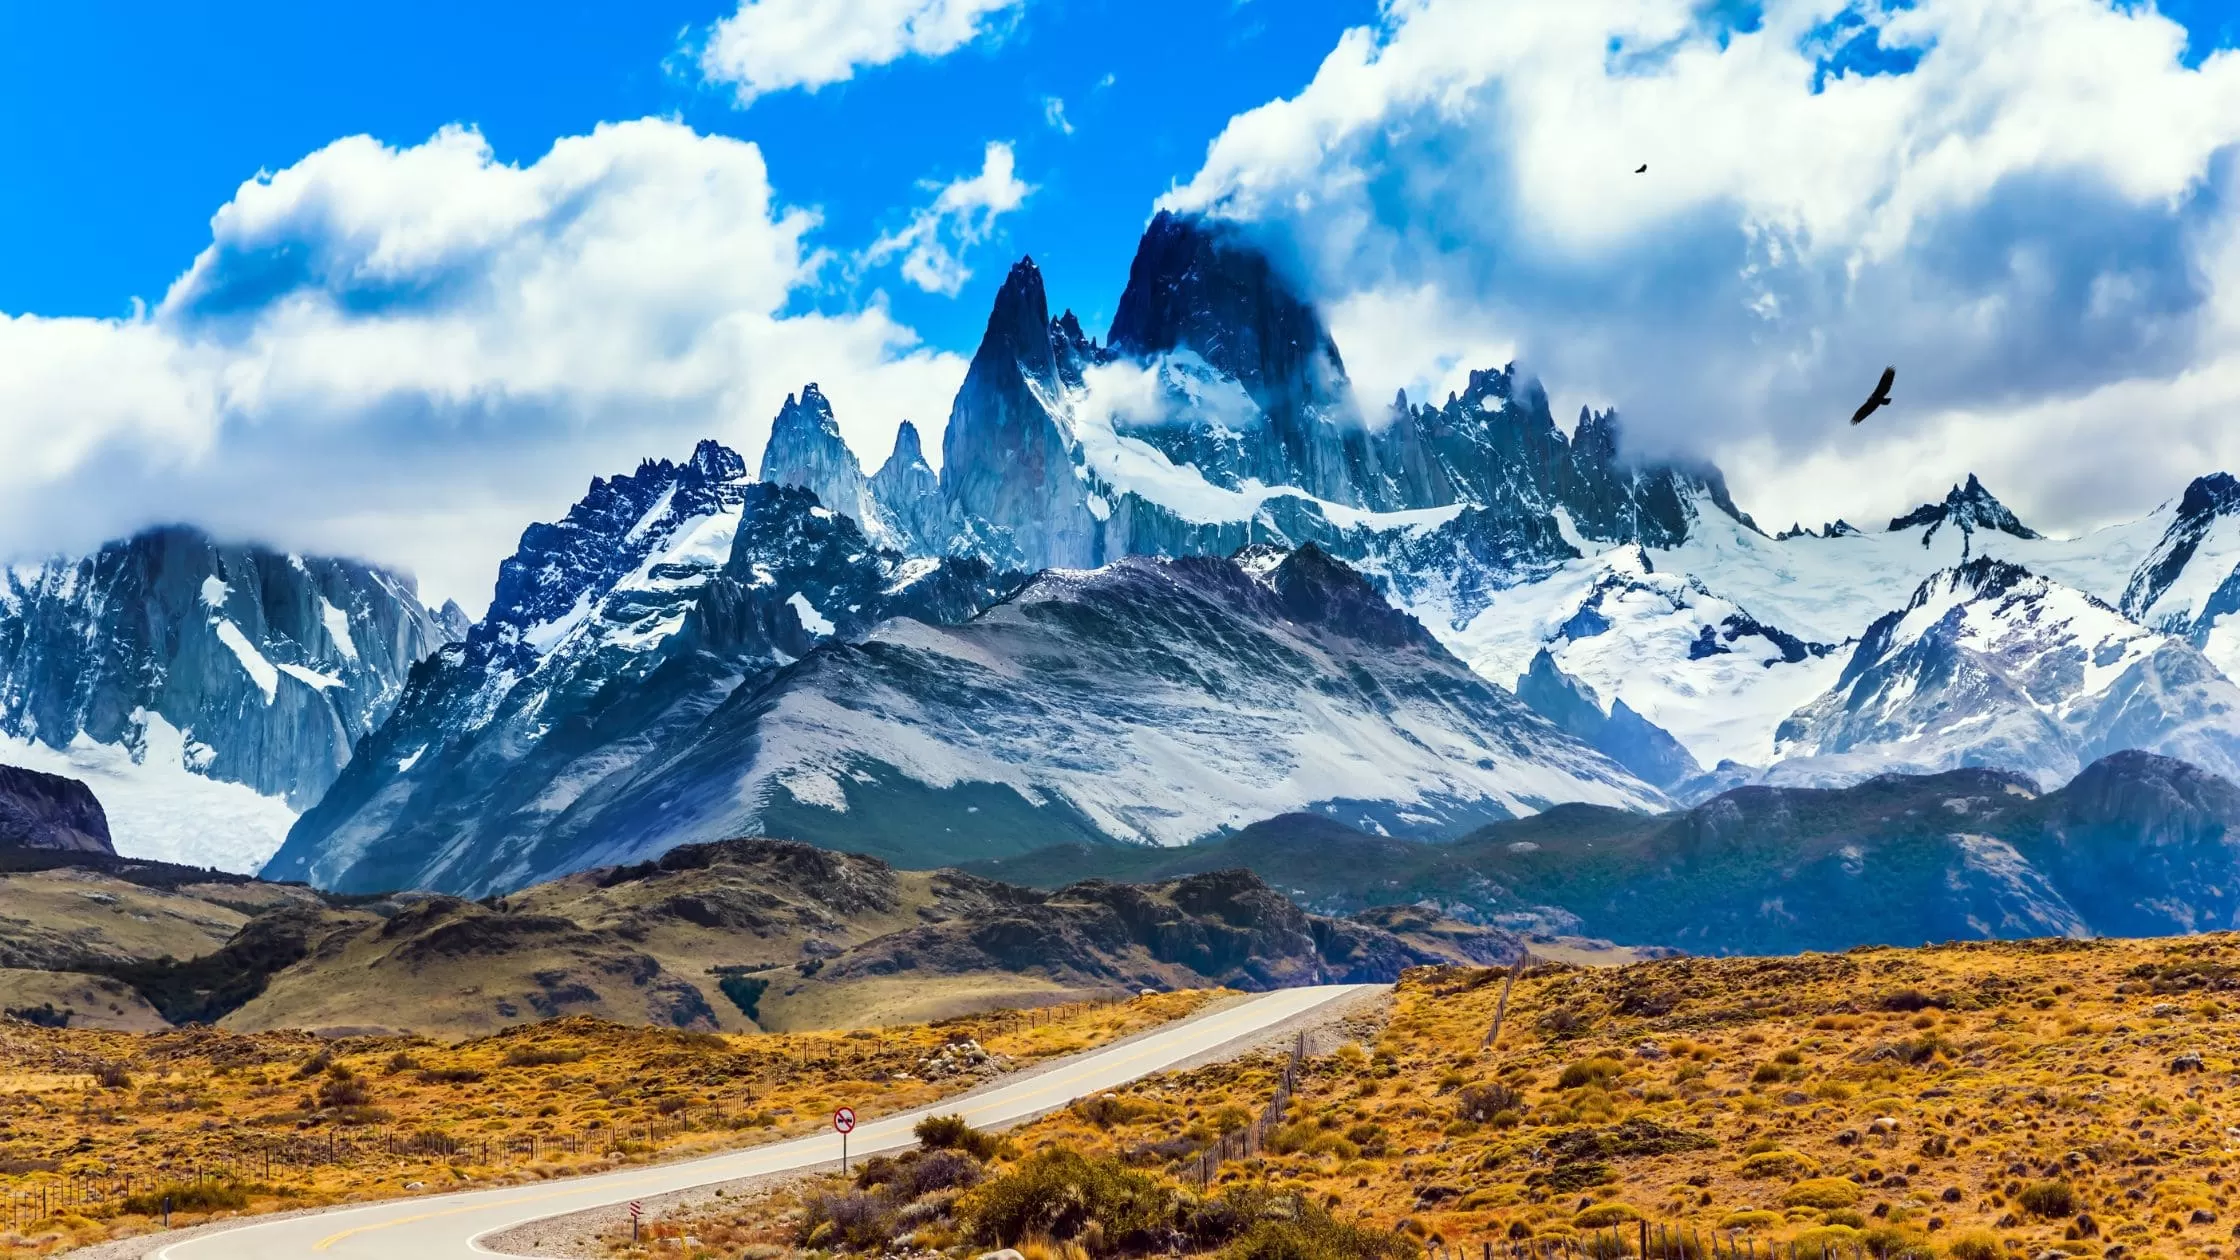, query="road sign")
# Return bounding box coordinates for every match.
[628,1201,642,1220]
[834,1106,857,1171]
